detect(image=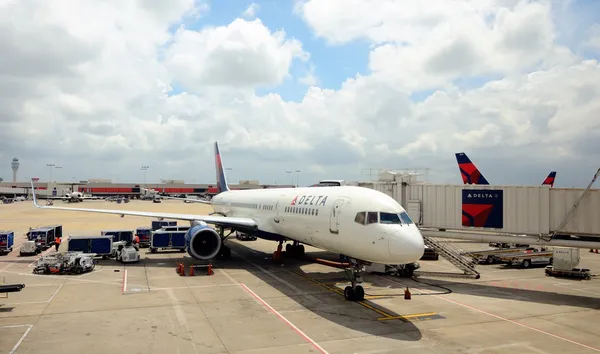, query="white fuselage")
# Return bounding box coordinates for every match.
[211,186,425,265]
